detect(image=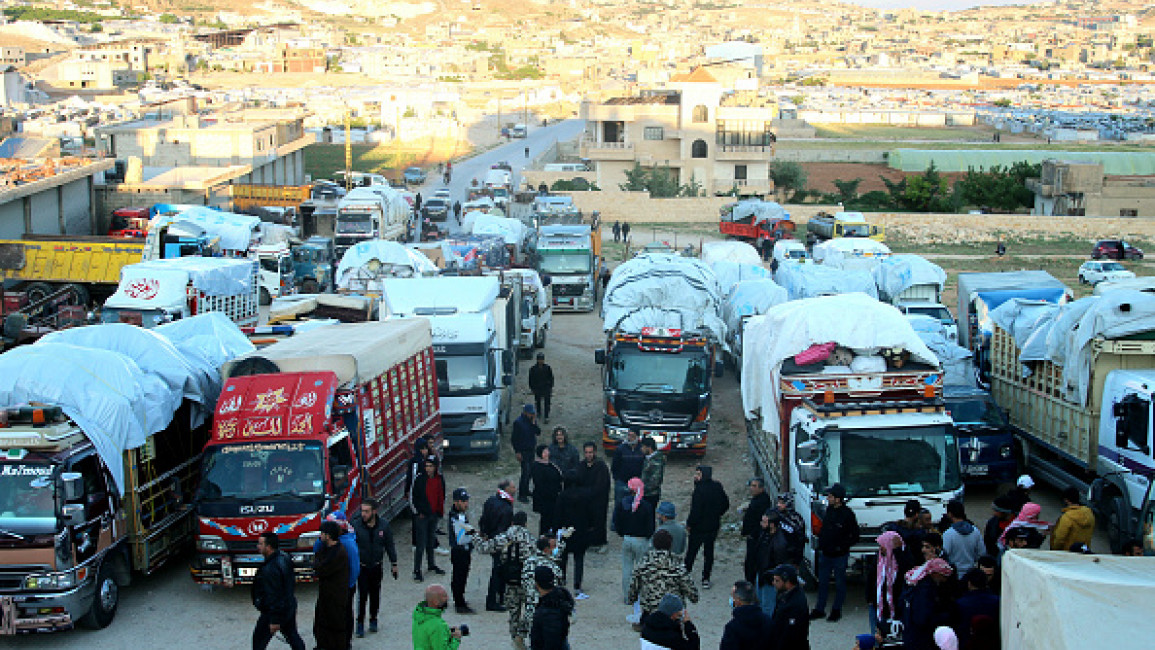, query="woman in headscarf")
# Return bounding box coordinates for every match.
[613,476,654,603]
[933,626,959,650]
[864,530,914,638]
[997,502,1050,551]
[902,558,955,650]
